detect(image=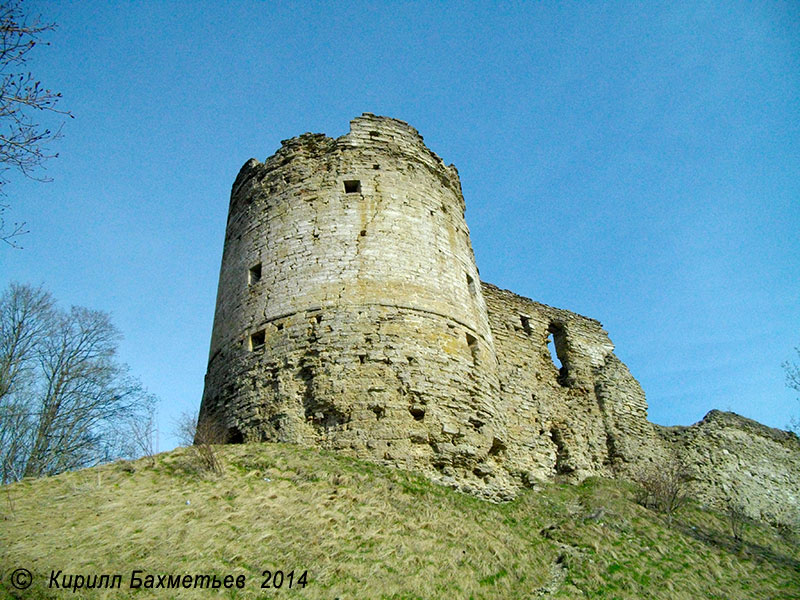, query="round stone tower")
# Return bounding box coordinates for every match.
[200,114,507,491]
